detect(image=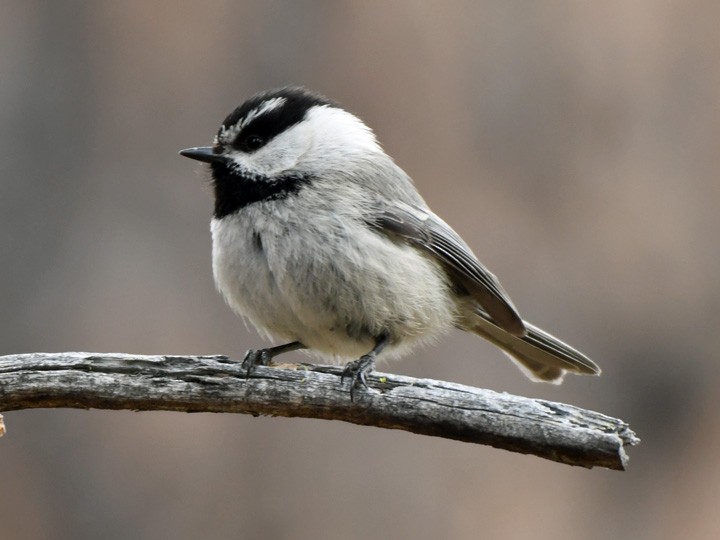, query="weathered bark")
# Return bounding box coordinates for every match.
[0,352,638,470]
